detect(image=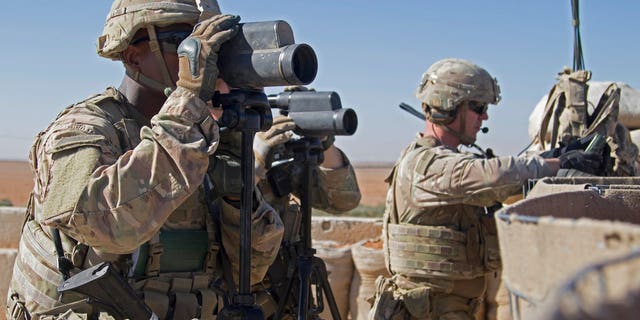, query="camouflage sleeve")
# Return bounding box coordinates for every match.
[38,87,218,253]
[416,148,555,207]
[310,148,361,214]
